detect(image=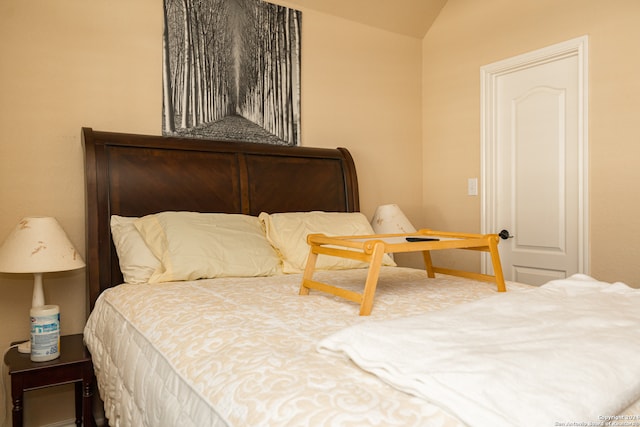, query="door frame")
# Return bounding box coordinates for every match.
[479,35,589,277]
